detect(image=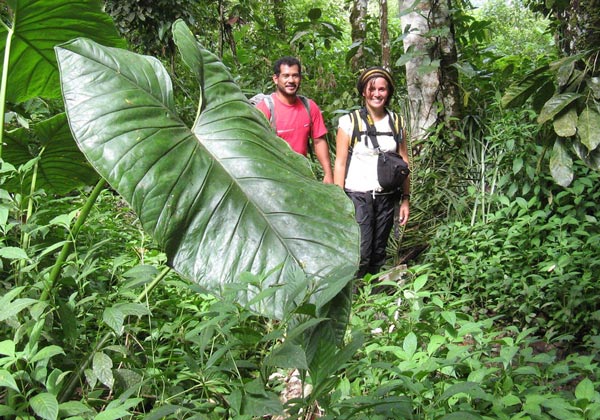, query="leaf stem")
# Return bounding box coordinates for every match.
[40,178,106,301]
[23,180,106,371]
[0,20,14,157]
[135,266,172,303]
